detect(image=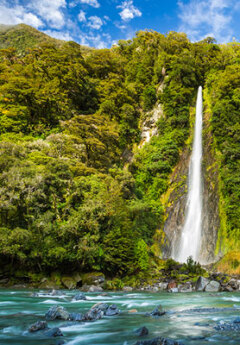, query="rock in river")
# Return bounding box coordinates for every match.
[45,306,70,321]
[134,326,149,337]
[72,292,87,301]
[134,337,184,345]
